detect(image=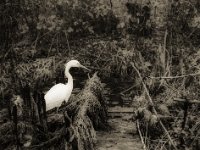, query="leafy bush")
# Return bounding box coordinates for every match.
[22,0,119,42]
